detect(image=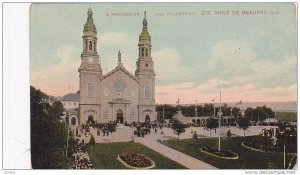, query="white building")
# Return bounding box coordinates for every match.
[61,93,79,110]
[78,9,156,124]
